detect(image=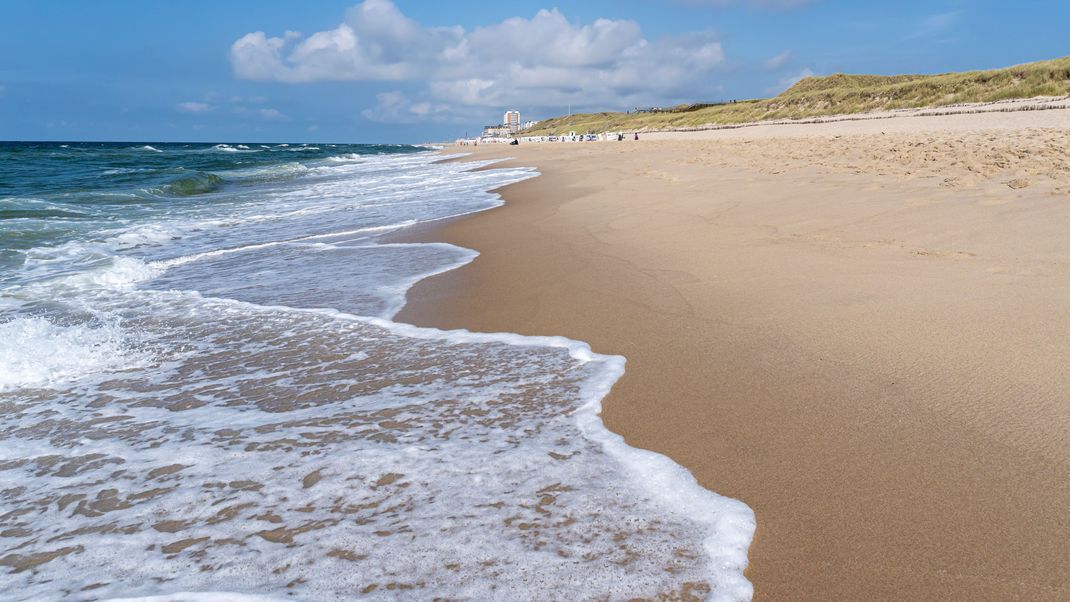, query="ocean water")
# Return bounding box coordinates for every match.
[0,141,754,600]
